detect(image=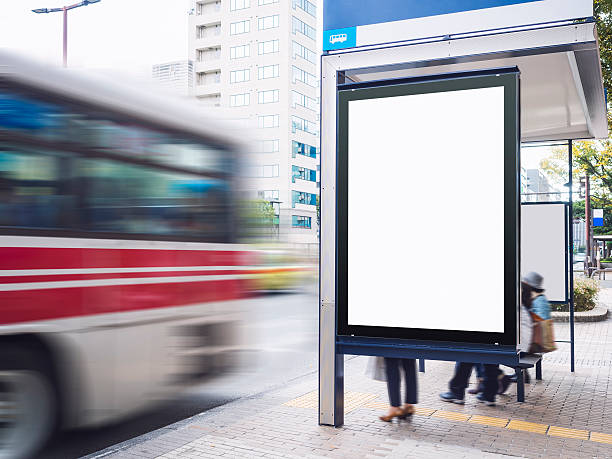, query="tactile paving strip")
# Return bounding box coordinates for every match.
[284,390,377,413]
[286,390,612,445]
